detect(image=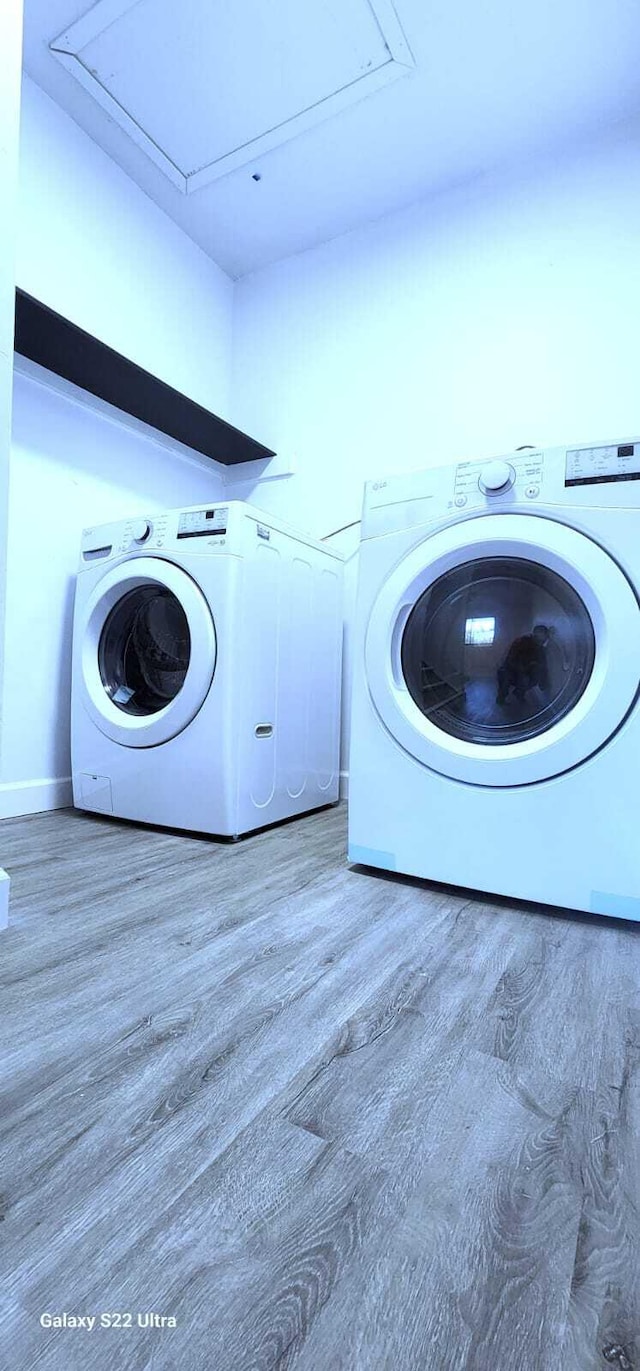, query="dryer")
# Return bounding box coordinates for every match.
[348,440,640,919]
[72,501,343,837]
